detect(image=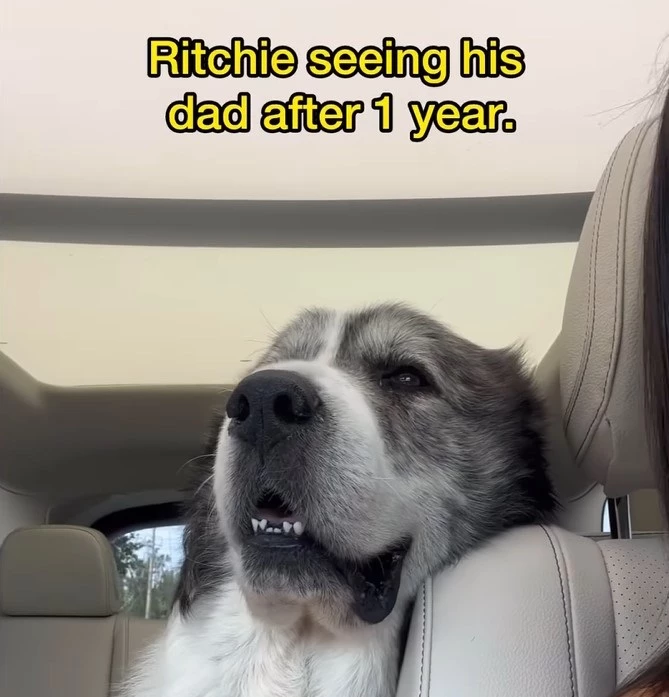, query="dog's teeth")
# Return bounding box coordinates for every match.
[252,519,304,536]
